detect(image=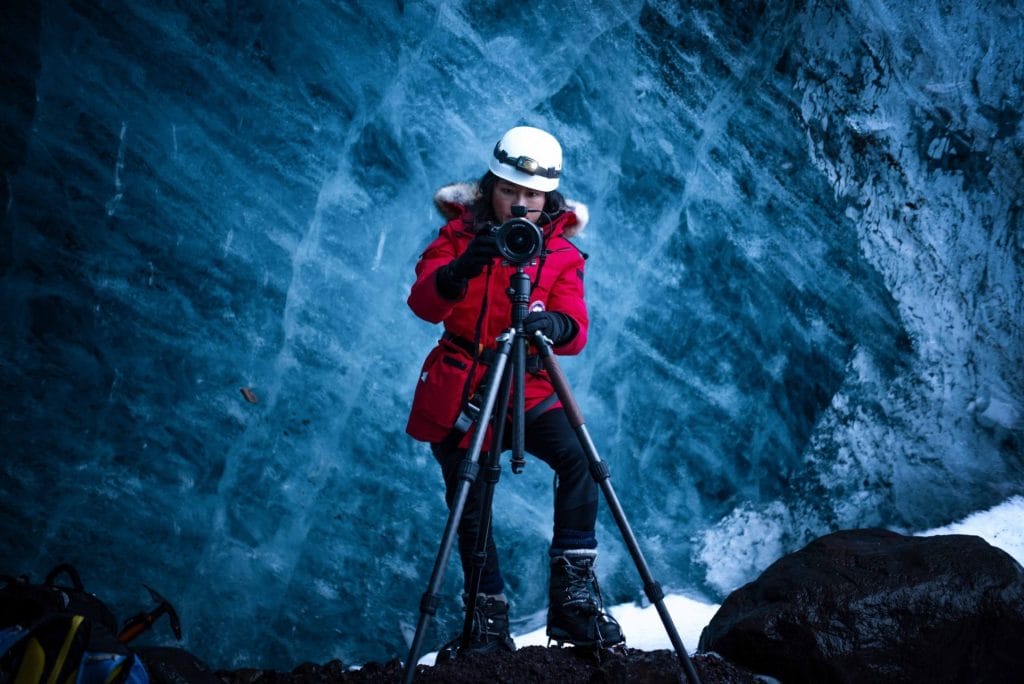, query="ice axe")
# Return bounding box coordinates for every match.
[117,584,182,643]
